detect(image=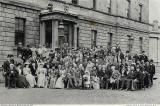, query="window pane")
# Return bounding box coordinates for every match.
[106,0,111,7]
[15,18,25,46]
